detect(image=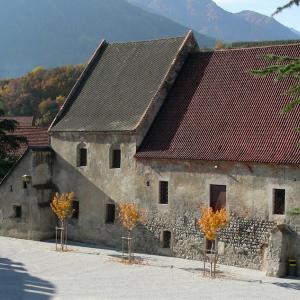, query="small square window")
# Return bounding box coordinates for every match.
[105,204,115,224]
[79,148,87,167]
[159,181,168,204]
[13,205,22,218]
[111,149,121,169]
[273,189,285,215]
[72,201,79,219]
[162,231,171,248]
